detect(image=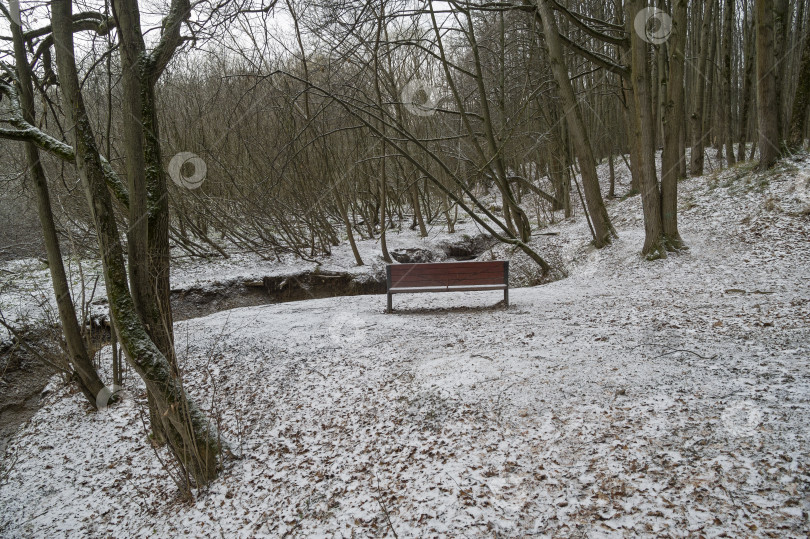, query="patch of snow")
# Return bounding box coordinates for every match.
[1,151,809,536]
